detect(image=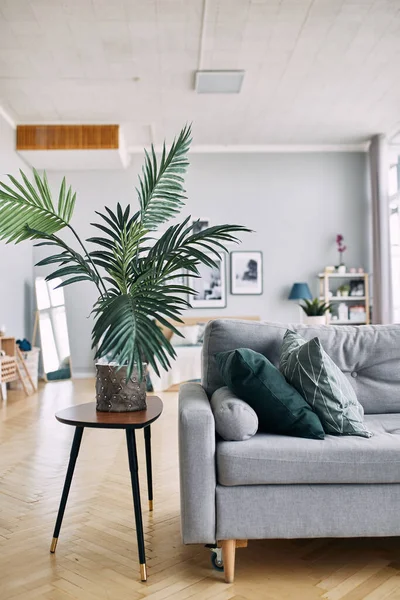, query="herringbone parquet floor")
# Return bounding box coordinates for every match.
[2,380,400,600]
